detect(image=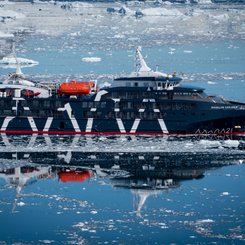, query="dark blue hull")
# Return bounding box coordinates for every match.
[0,104,244,136]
